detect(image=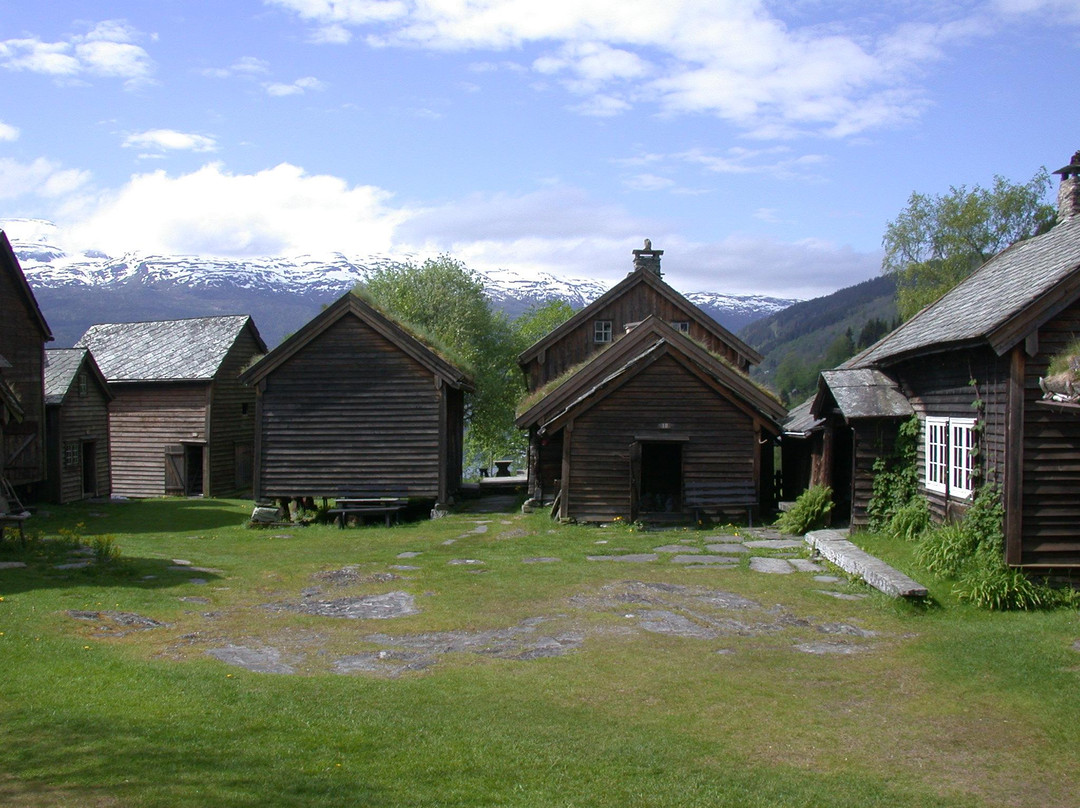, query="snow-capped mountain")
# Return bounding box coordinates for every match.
[3,218,797,348]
